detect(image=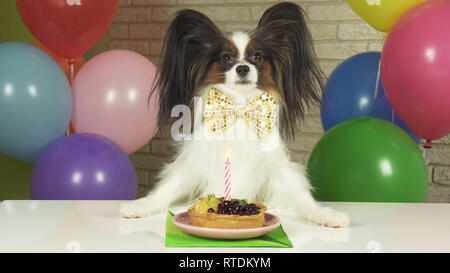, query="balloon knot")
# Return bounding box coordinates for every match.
[423,140,432,149]
[68,58,75,65]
